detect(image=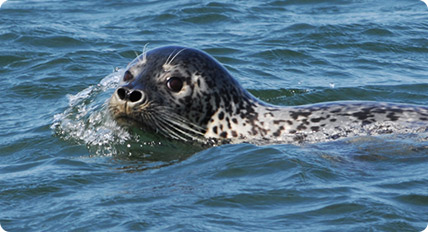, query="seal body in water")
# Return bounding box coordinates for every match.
[109,46,428,144]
